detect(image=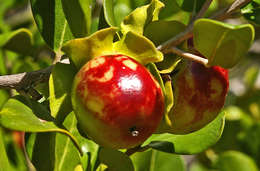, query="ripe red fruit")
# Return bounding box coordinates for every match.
[72,54,164,149]
[160,61,229,134]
